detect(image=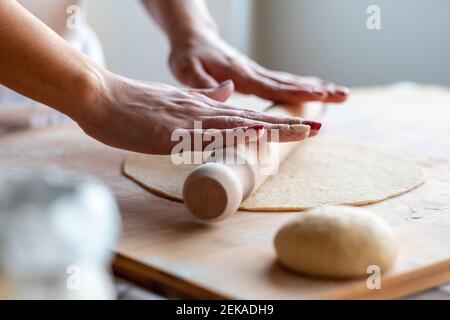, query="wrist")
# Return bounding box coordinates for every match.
[168,21,218,50]
[63,63,111,127]
[170,28,219,51]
